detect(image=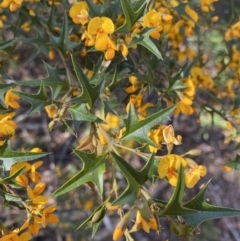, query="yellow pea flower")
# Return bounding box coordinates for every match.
[10,161,31,187]
[135,210,158,233]
[185,4,198,22]
[45,105,58,118]
[4,89,20,109]
[143,9,162,39]
[125,76,140,94]
[21,216,42,235]
[184,161,206,188]
[41,205,59,228]
[27,183,48,205]
[0,229,31,241]
[0,0,23,12]
[162,125,182,145]
[0,115,17,145]
[88,16,115,35]
[69,2,89,25]
[81,31,95,46]
[94,33,117,60]
[158,154,187,186]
